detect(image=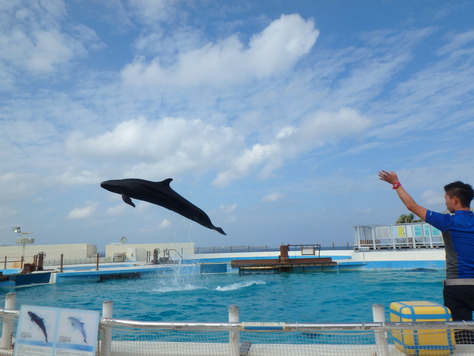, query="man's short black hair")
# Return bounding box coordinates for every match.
[444,181,474,208]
